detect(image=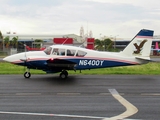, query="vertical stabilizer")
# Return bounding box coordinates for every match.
[122,29,154,57]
